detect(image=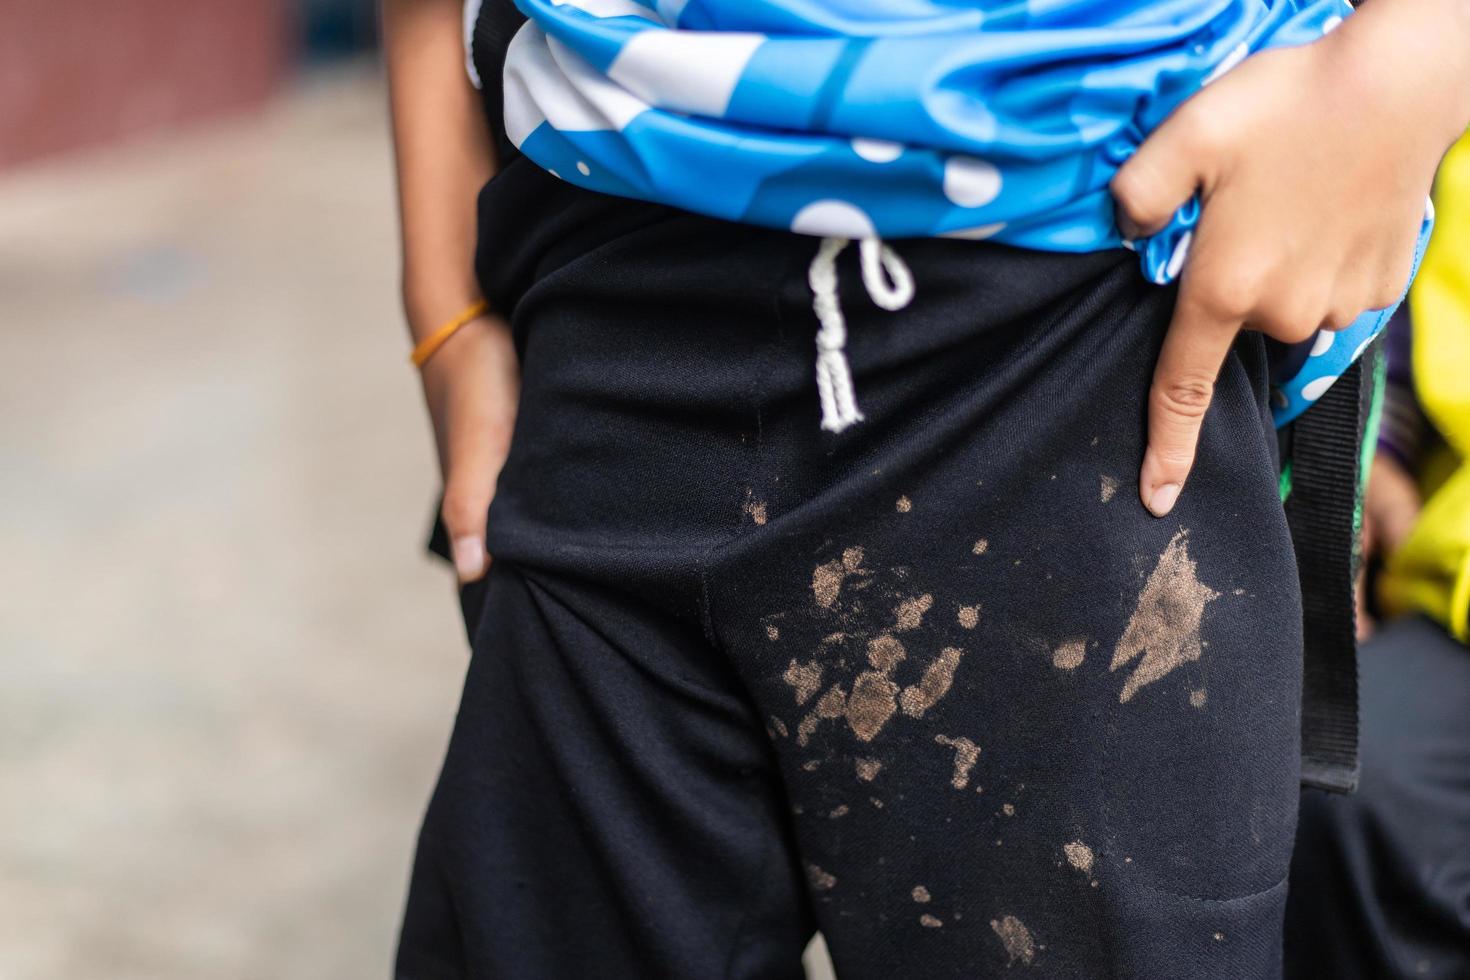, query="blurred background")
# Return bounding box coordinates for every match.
[1,2,463,977]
